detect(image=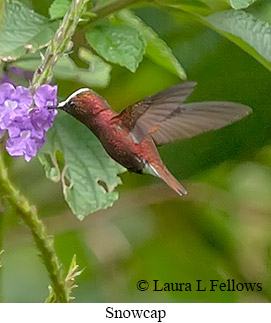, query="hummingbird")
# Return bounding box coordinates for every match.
[53,82,251,196]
